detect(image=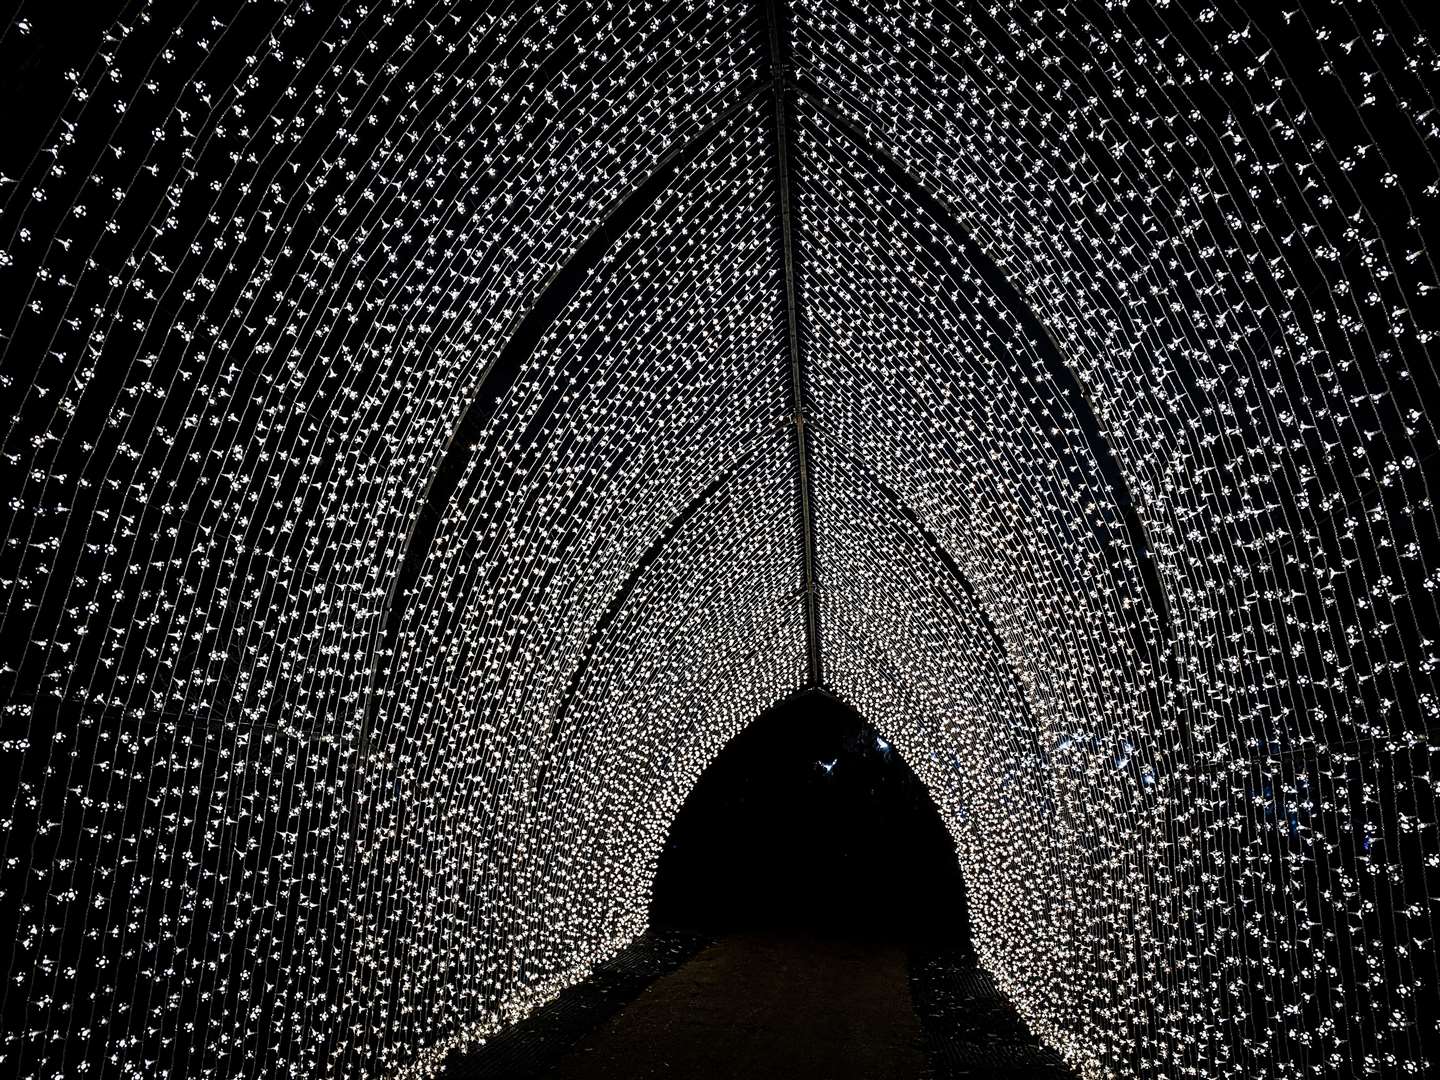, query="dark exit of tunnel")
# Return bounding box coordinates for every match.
[650,689,971,943]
